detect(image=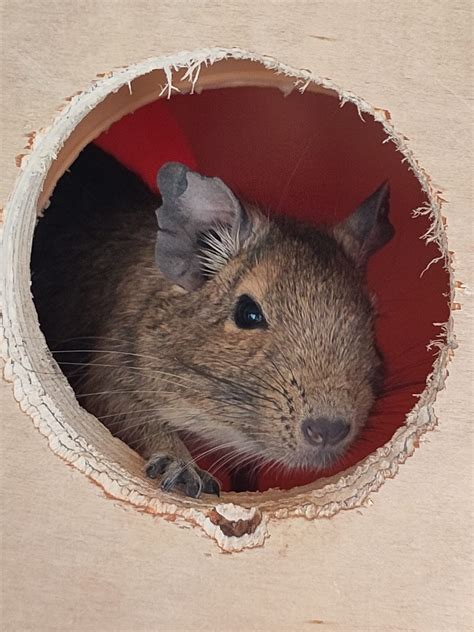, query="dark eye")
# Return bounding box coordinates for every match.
[233,294,267,329]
